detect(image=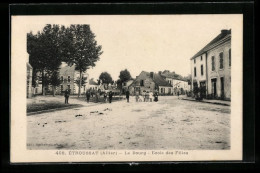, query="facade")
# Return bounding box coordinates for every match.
[190,29,231,100]
[58,62,89,95]
[122,79,134,93]
[26,53,33,98]
[35,62,89,95]
[160,70,189,95]
[87,78,99,91]
[129,71,172,95]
